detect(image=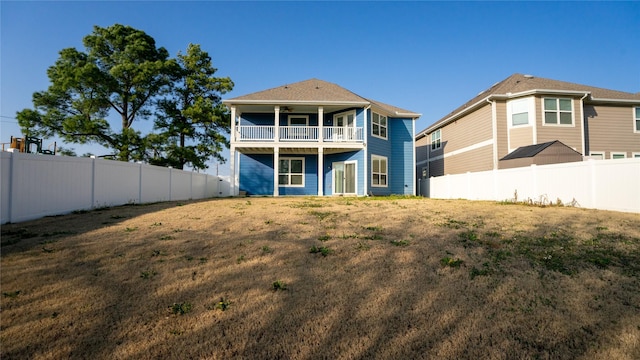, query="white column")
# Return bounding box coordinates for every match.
[318,106,324,143]
[317,148,324,196]
[273,147,279,197]
[230,106,237,142]
[229,147,236,196]
[274,106,280,143]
